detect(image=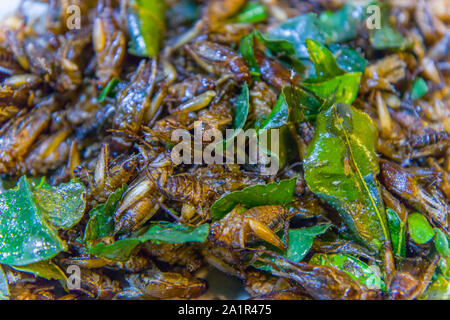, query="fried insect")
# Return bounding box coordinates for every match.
[121,269,207,299]
[93,4,126,87]
[22,128,73,175]
[153,173,217,223]
[113,155,173,233]
[186,41,250,84]
[0,102,53,174]
[379,159,449,235]
[78,143,139,206]
[269,259,381,300]
[144,242,203,272]
[209,205,289,250]
[113,59,157,136]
